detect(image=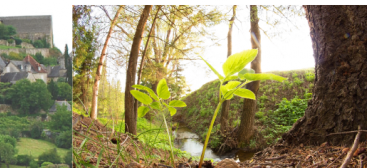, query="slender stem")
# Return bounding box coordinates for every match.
[198,100,224,168]
[162,113,175,167]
